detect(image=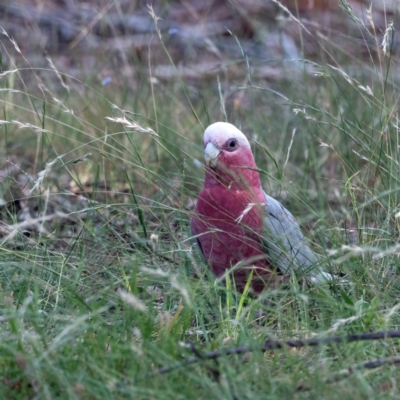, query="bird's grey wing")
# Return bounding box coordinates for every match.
[262,191,331,283]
